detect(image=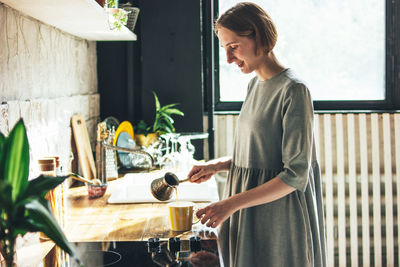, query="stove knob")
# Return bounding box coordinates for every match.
[147,237,161,253]
[189,236,201,252]
[169,237,181,253]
